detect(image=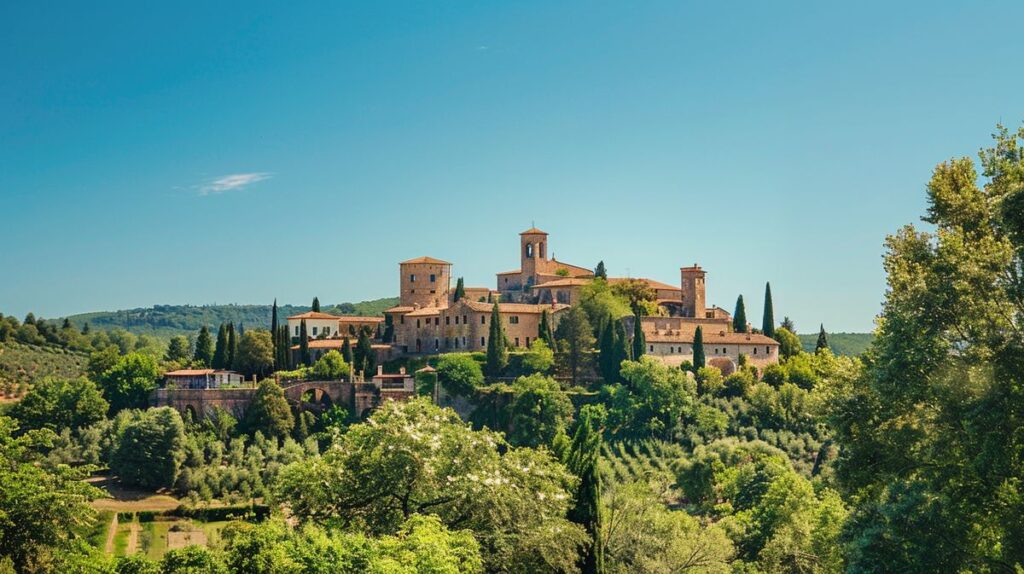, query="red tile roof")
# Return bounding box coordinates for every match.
[459,300,570,314]
[520,227,548,235]
[287,311,342,320]
[401,256,451,265]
